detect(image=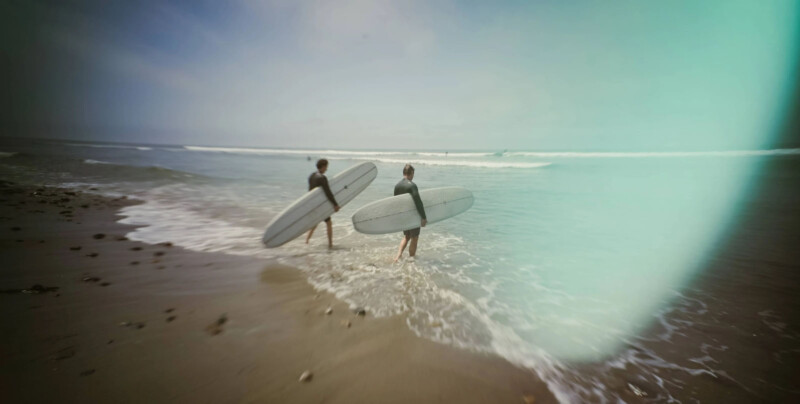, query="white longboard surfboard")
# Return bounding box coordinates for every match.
[262,162,377,247]
[351,186,473,234]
